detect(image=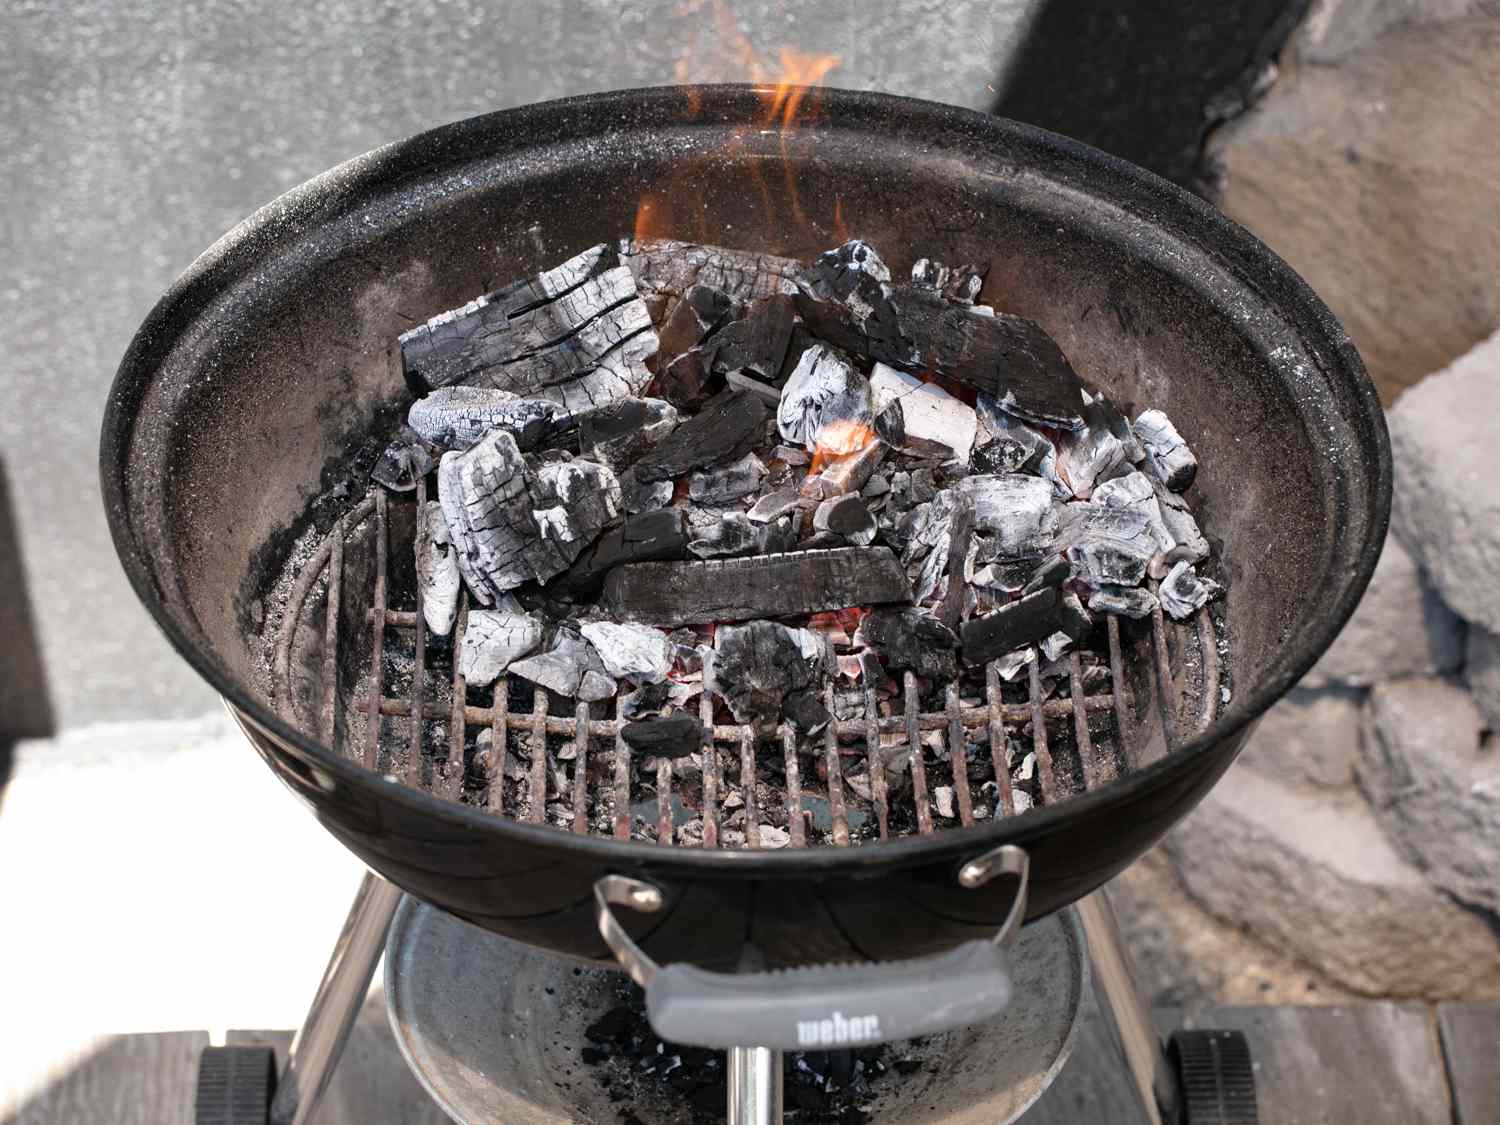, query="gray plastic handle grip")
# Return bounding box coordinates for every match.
[647,939,1011,1050]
